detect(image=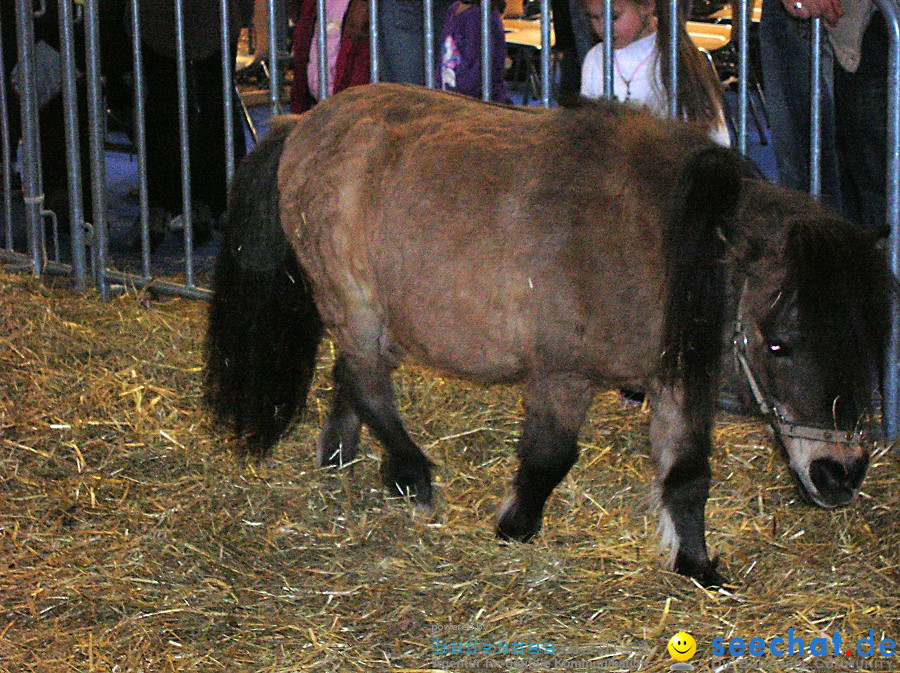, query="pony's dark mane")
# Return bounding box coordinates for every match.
[786,219,893,424]
[659,147,748,420]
